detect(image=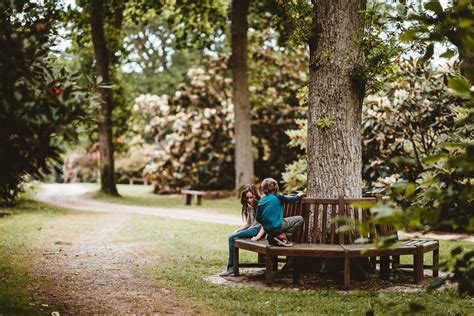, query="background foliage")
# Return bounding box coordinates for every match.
[0,1,94,204]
